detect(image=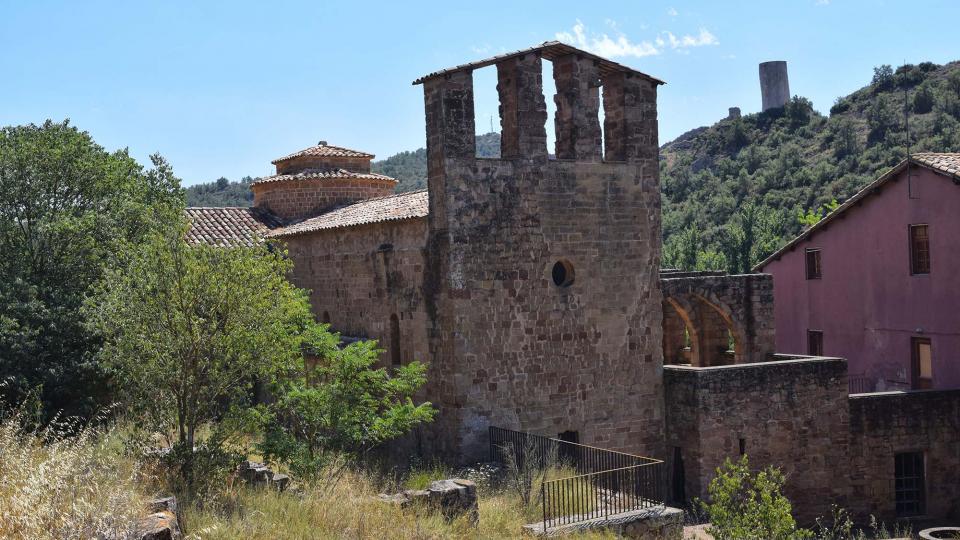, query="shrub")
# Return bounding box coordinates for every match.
[913,82,935,114]
[700,455,810,540]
